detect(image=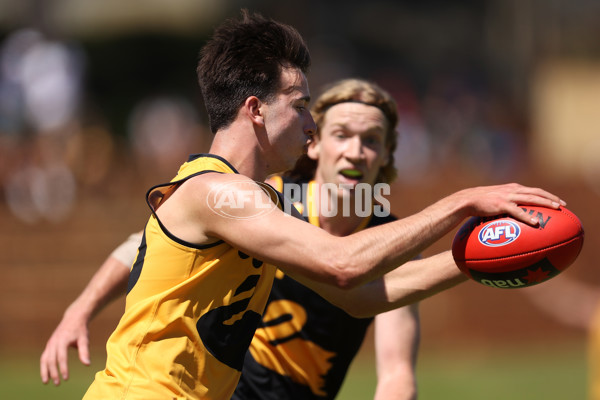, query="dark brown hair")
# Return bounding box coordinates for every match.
[197,10,311,133]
